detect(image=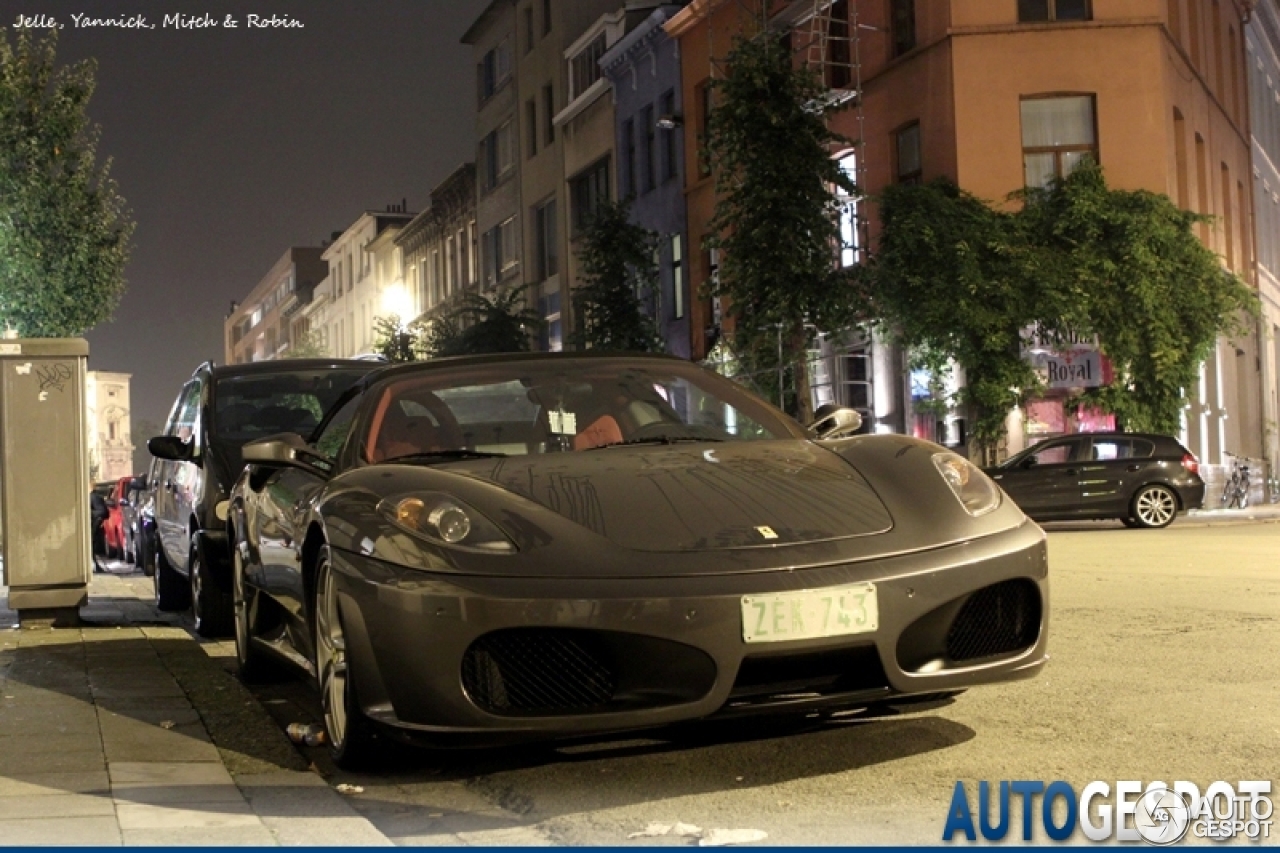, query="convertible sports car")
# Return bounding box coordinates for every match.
[230,352,1048,768]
